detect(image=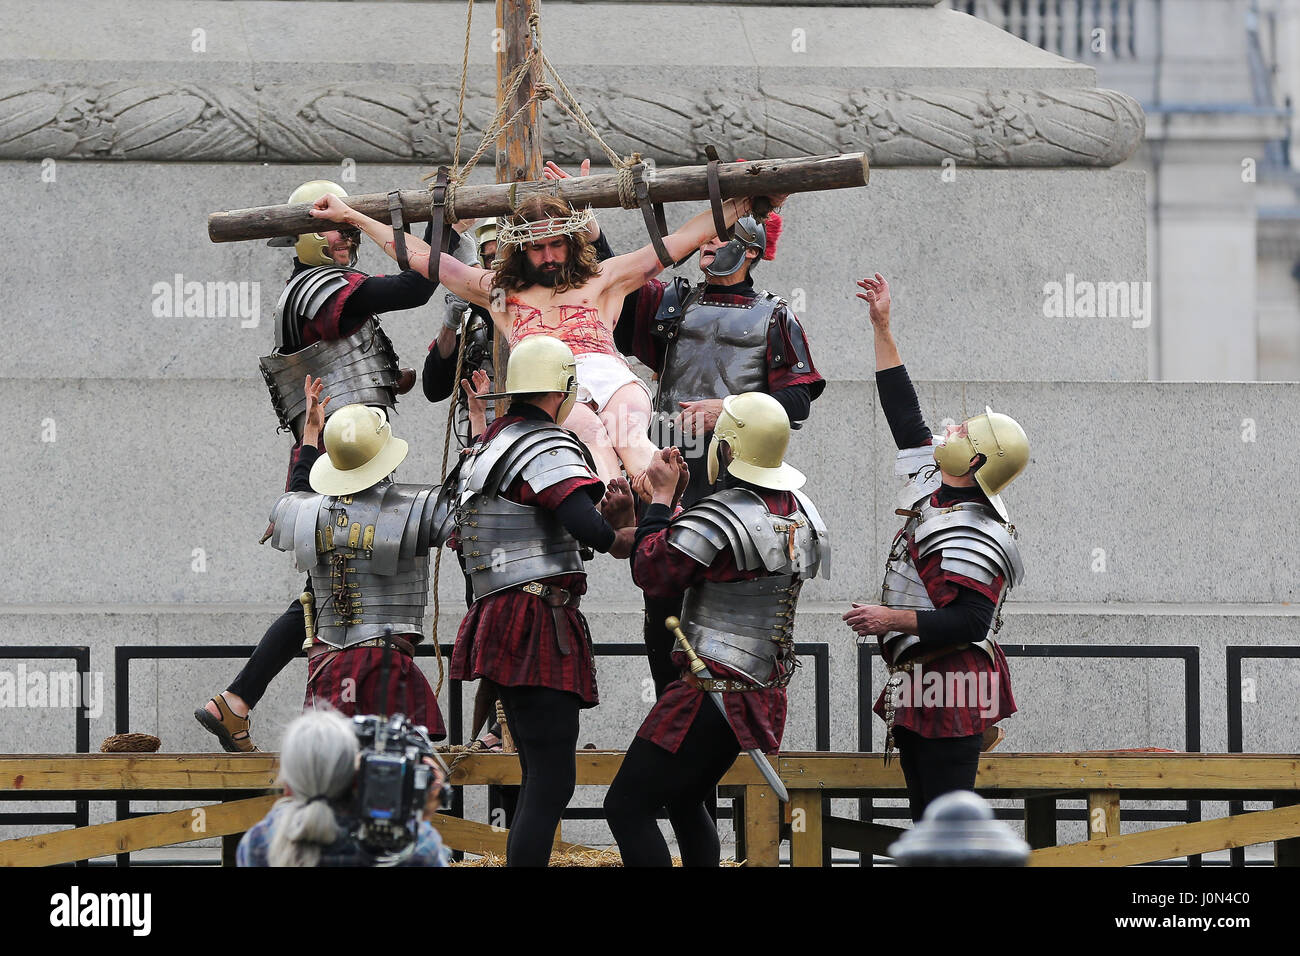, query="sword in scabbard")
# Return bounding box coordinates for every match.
[299,591,316,653]
[665,616,788,803]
